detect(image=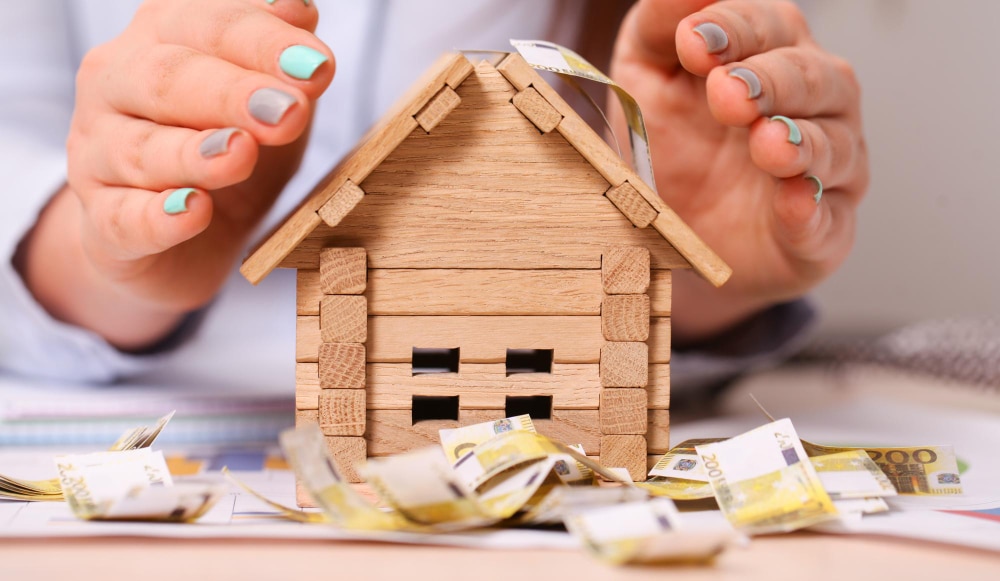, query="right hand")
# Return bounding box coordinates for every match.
[22,0,335,349]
